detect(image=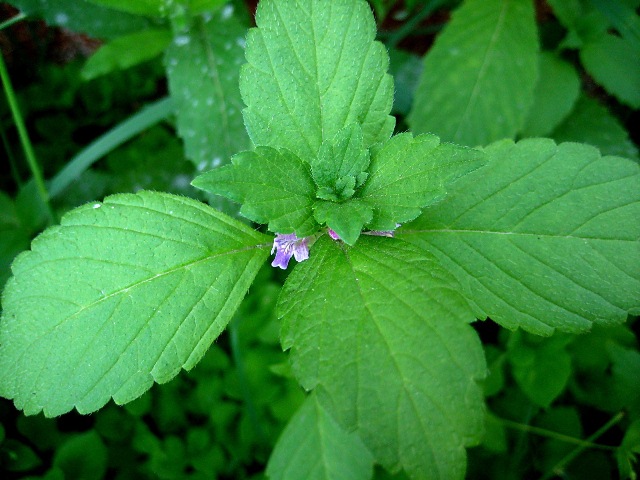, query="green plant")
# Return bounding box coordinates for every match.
[1,0,639,478]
